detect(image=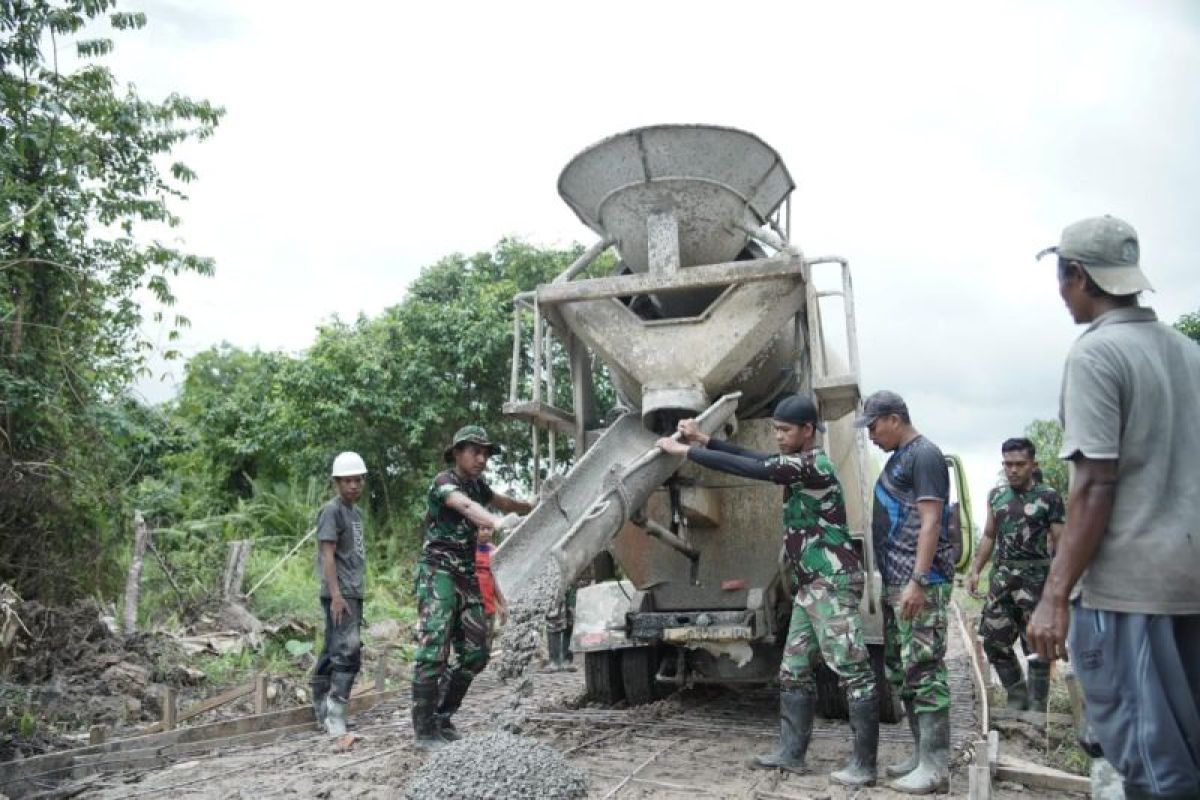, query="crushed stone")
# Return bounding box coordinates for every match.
[402,730,588,800]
